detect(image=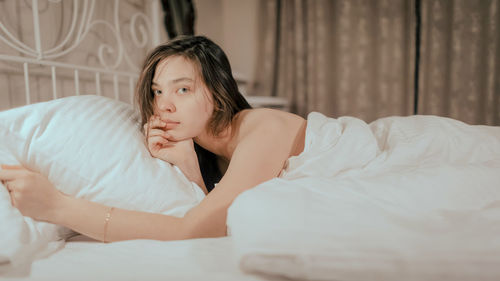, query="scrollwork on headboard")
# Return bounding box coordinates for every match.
[0,0,163,108]
[0,0,160,71]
